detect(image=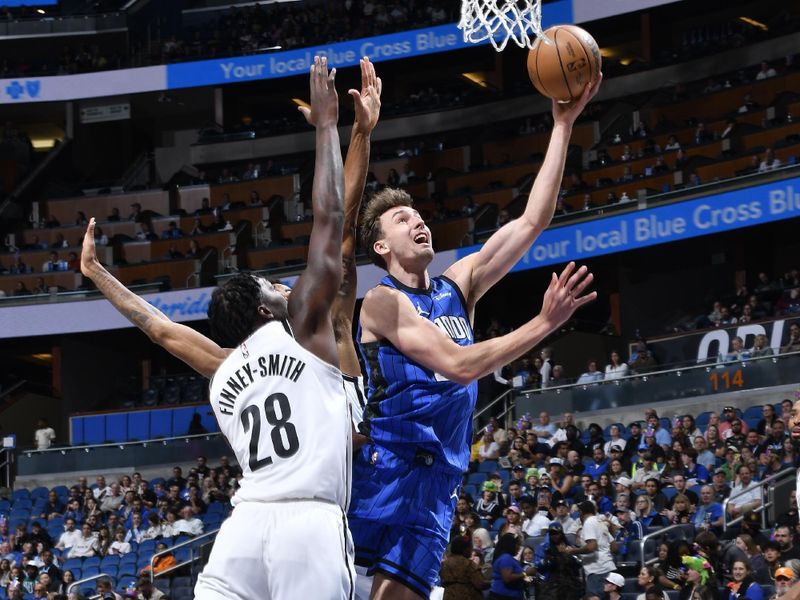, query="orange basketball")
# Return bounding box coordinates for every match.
[527,25,601,103]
